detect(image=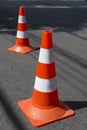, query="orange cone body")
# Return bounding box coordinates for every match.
[18,30,75,127]
[8,6,35,54]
